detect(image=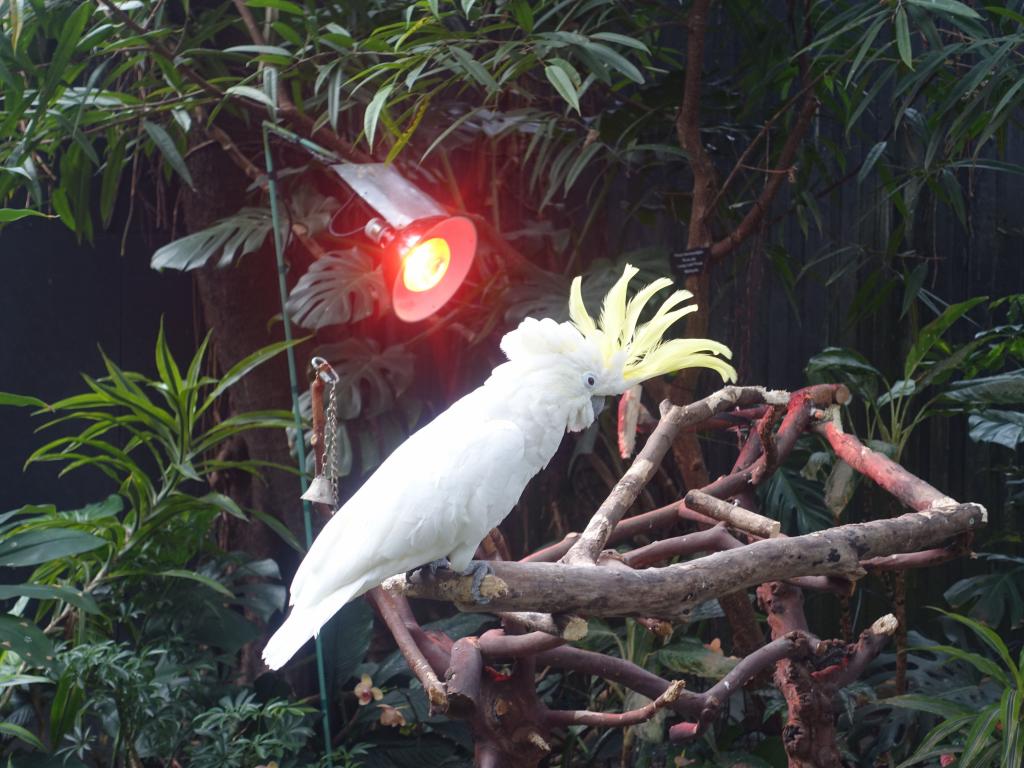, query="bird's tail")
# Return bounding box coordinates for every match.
[262,580,365,670]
